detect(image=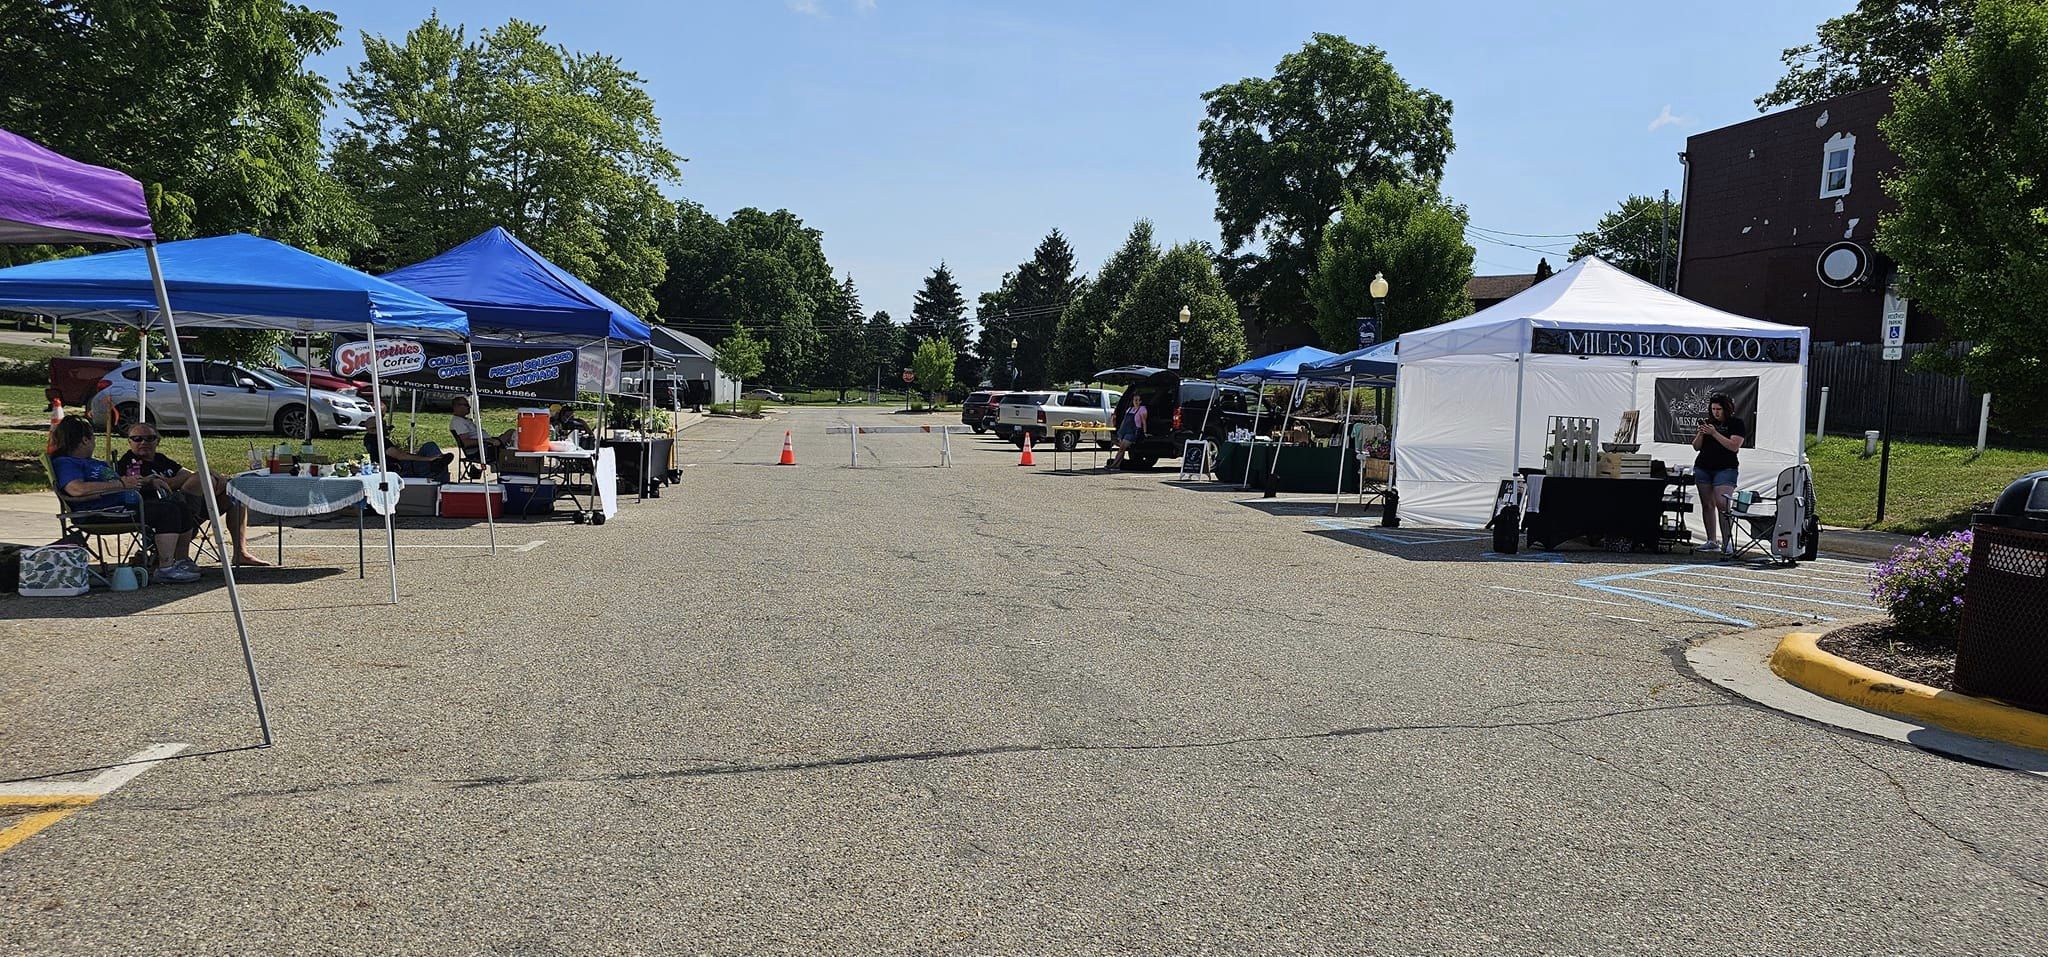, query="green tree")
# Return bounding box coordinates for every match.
[653,199,731,321]
[977,229,1081,388]
[715,323,768,401]
[1197,33,1454,339]
[1568,195,1682,288]
[820,275,872,401]
[0,0,370,260]
[910,336,957,404]
[1307,183,1474,348]
[1759,1,1972,109]
[1878,0,2048,421]
[1098,242,1248,375]
[333,16,679,313]
[1053,220,1160,382]
[974,271,1019,388]
[863,310,902,396]
[908,263,971,380]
